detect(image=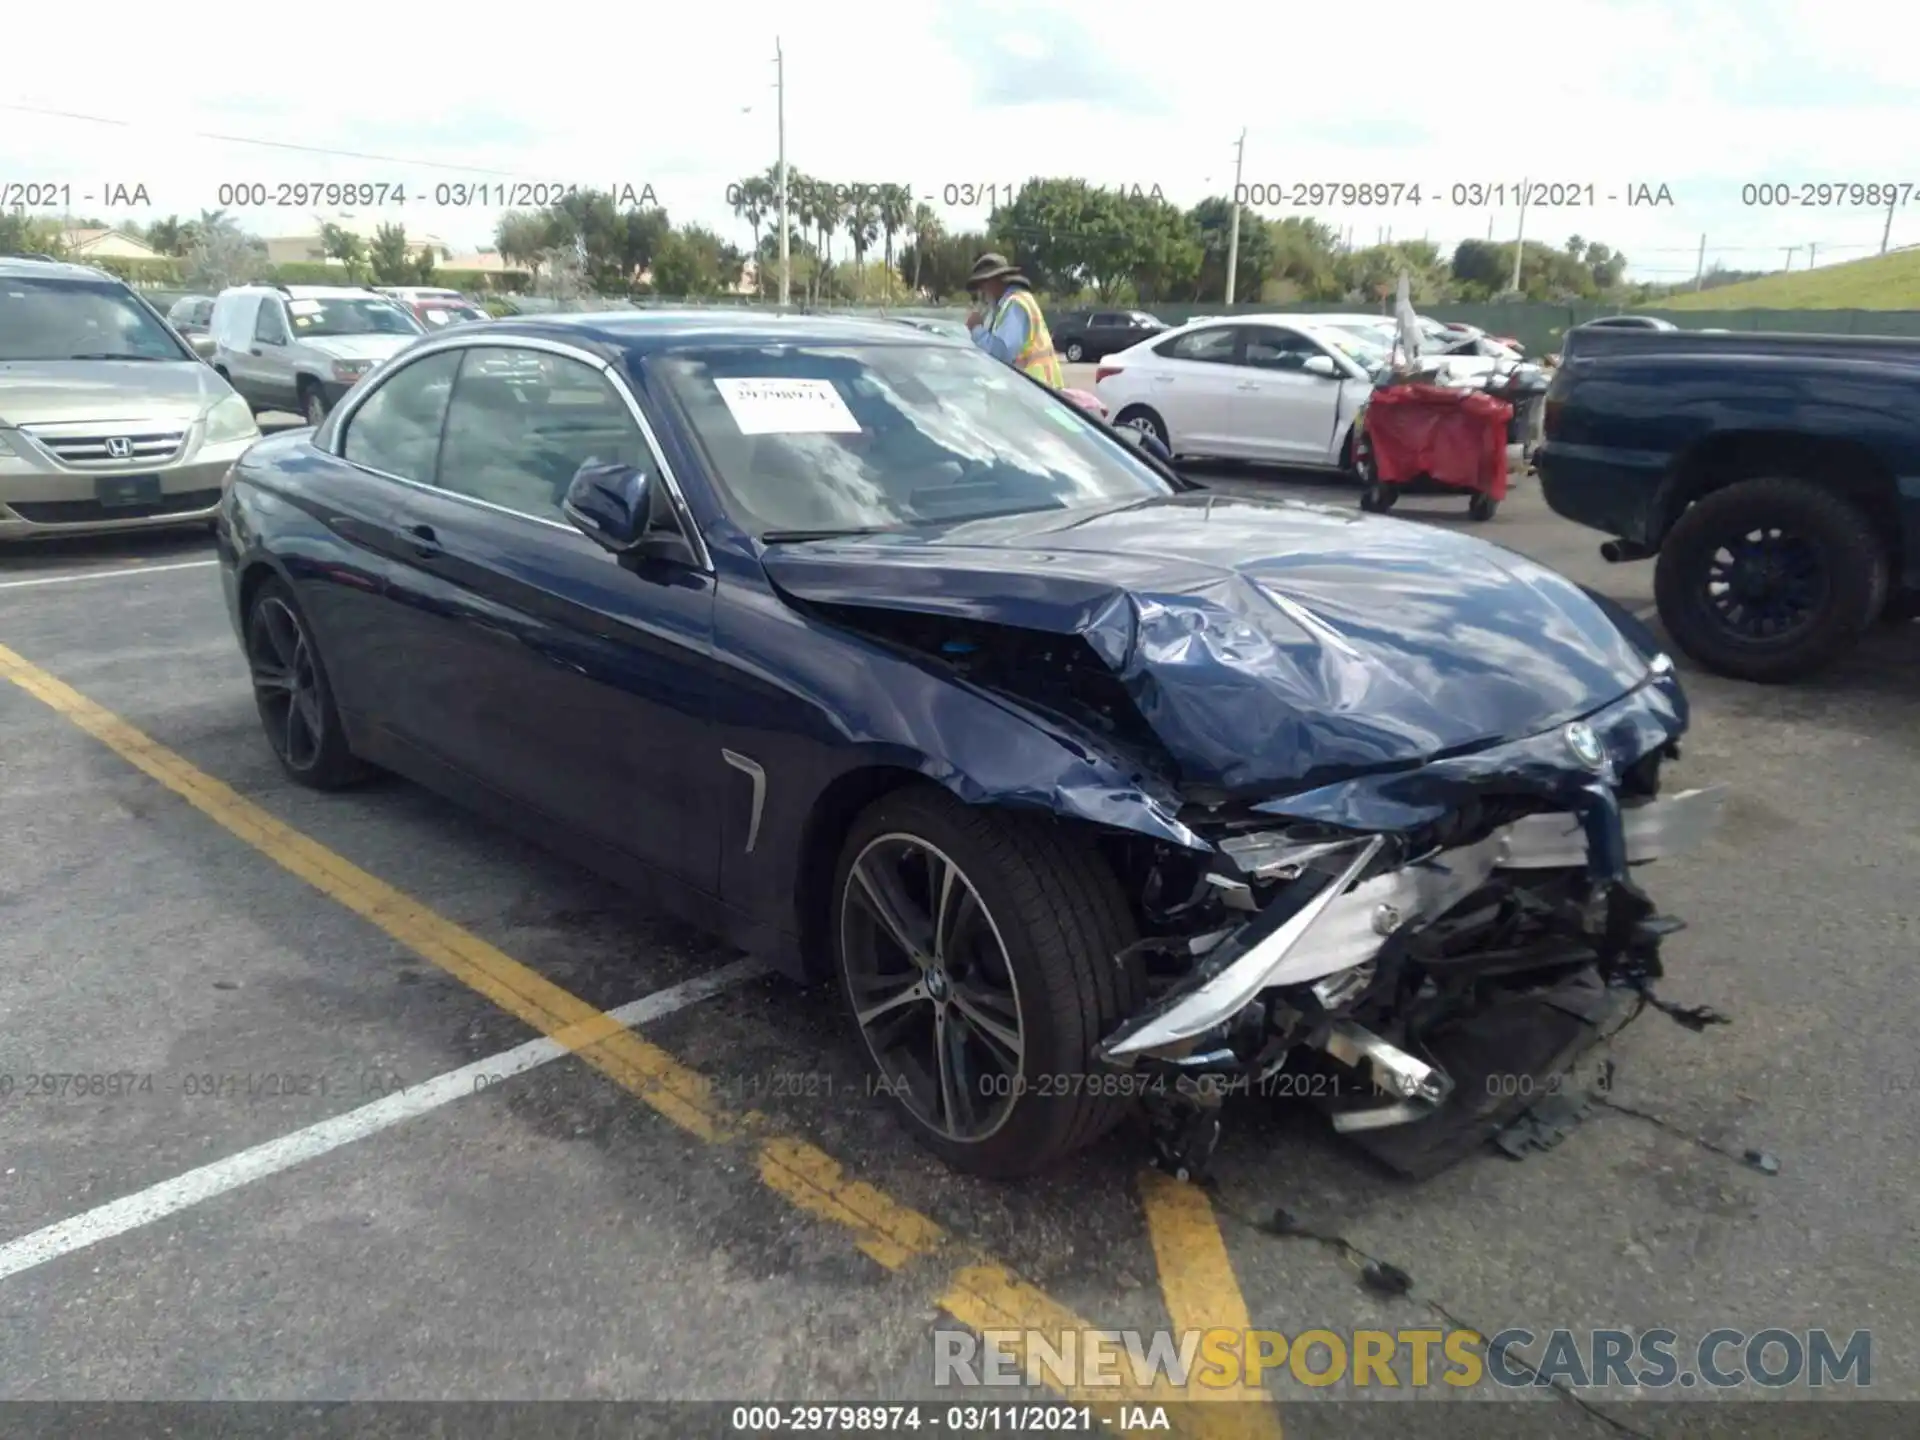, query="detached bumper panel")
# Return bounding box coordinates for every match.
[1100,785,1725,1063]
